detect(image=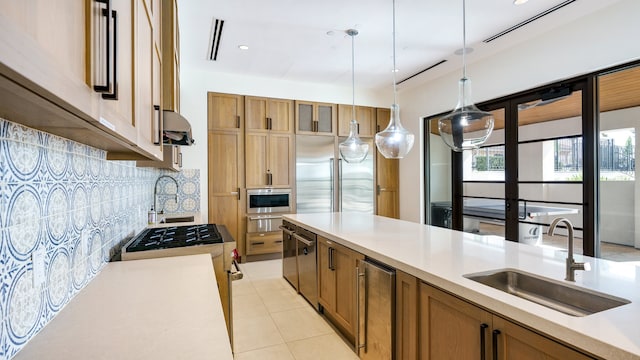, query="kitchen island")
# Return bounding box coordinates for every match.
[284,212,640,359]
[13,254,233,360]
